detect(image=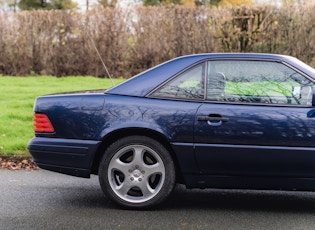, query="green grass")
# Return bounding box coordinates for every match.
[225,81,297,97]
[0,76,123,157]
